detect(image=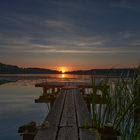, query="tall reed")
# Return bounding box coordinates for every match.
[90,66,140,139]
